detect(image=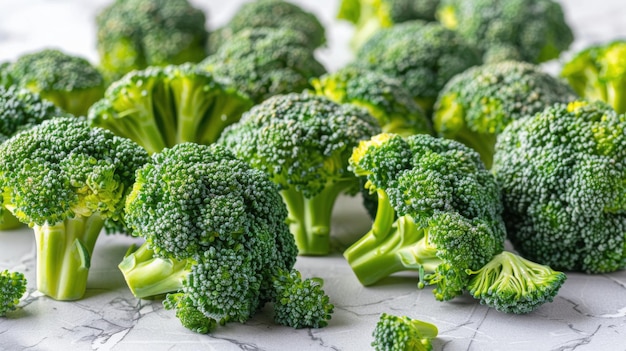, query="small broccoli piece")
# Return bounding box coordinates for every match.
[467,251,566,314]
[337,0,441,50]
[95,0,208,82]
[272,269,334,329]
[433,60,577,168]
[88,63,253,155]
[492,101,626,273]
[0,270,27,317]
[561,40,626,114]
[0,86,69,230]
[312,66,432,136]
[0,117,150,300]
[352,21,482,115]
[346,133,564,312]
[218,93,381,255]
[200,28,327,104]
[371,313,438,351]
[121,142,331,332]
[207,0,326,54]
[7,49,105,116]
[436,0,573,64]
